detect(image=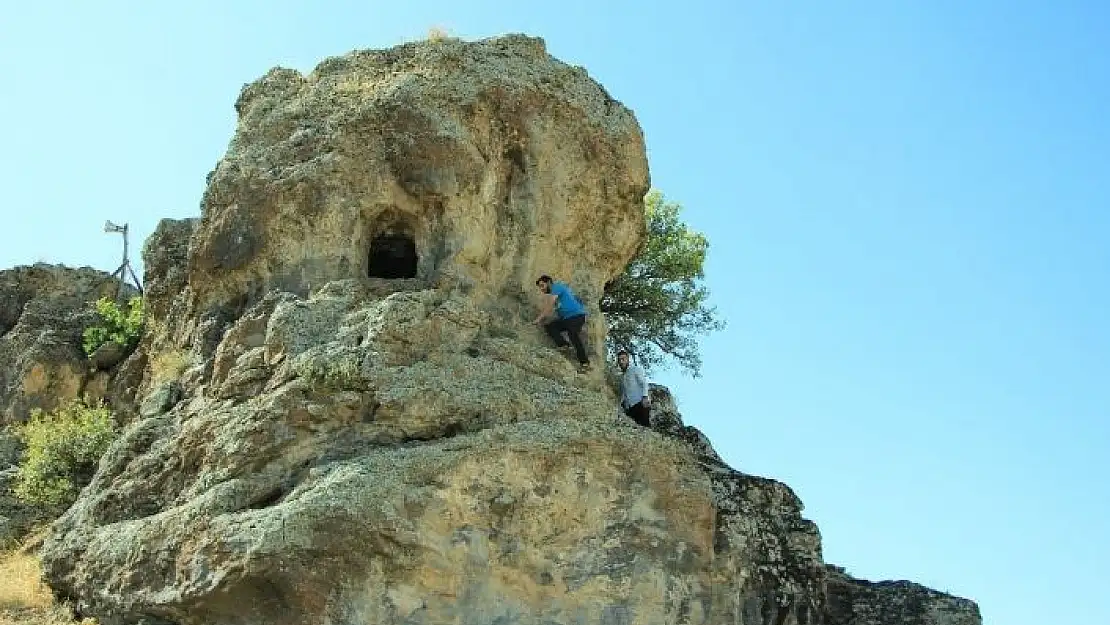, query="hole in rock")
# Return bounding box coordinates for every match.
[367,233,418,279]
